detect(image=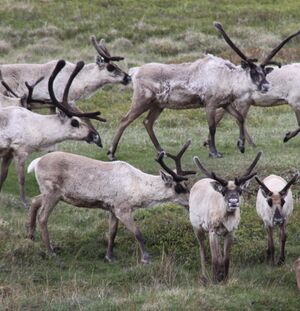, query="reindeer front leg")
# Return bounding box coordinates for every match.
[115,209,150,264]
[0,149,13,191]
[223,232,234,281]
[14,151,29,208]
[266,227,275,265]
[225,105,245,153]
[278,222,287,265]
[206,106,222,158]
[209,231,222,282]
[105,212,119,262]
[194,228,208,284]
